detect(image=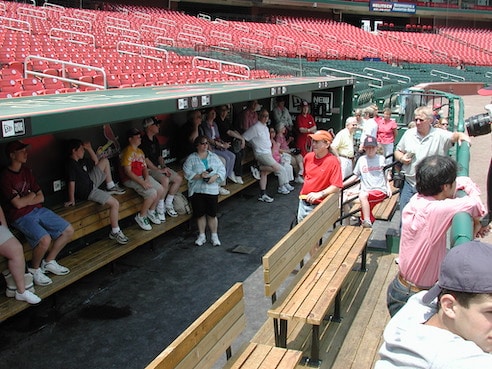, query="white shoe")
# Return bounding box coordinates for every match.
[284,183,295,191]
[228,174,238,184]
[147,210,161,225]
[135,214,152,231]
[250,166,260,180]
[42,259,70,275]
[195,233,206,246]
[165,206,178,218]
[295,176,304,184]
[28,268,53,286]
[235,176,244,185]
[211,233,221,246]
[258,194,274,203]
[157,210,166,222]
[277,185,290,195]
[15,290,41,304]
[219,187,230,196]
